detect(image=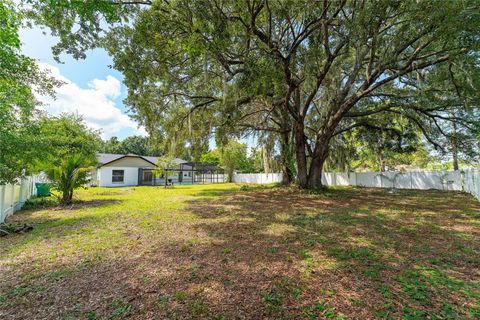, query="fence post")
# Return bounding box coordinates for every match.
[0,185,5,223]
[19,178,26,204]
[29,176,34,197]
[477,170,480,200]
[30,176,34,197]
[10,184,15,215]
